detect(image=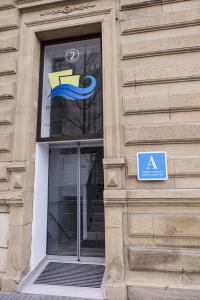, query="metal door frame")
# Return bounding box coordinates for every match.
[48,138,104,262]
